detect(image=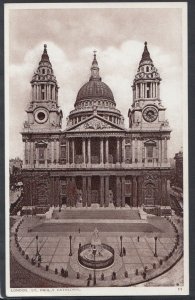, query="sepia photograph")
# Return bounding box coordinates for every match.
[5,2,188,297]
